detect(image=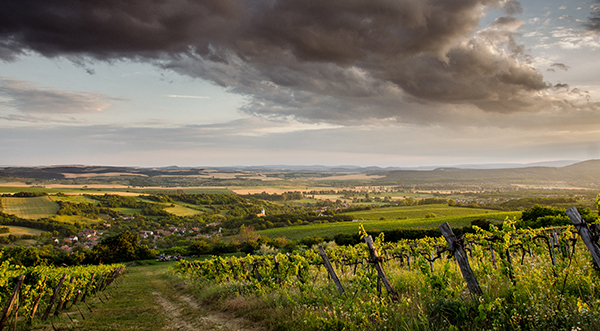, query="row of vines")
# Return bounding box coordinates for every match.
[174,209,600,330]
[0,259,124,330]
